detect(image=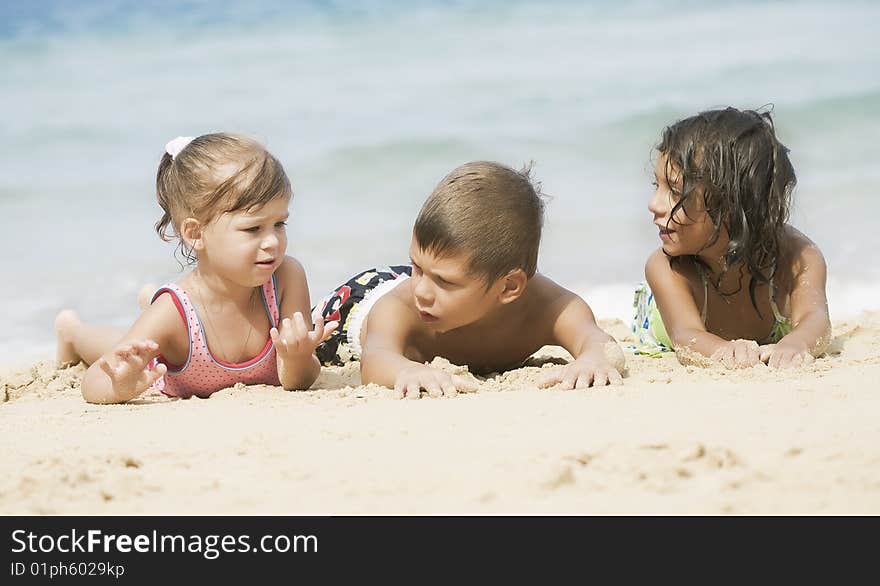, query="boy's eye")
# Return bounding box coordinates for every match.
[244,226,260,233]
[436,277,453,287]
